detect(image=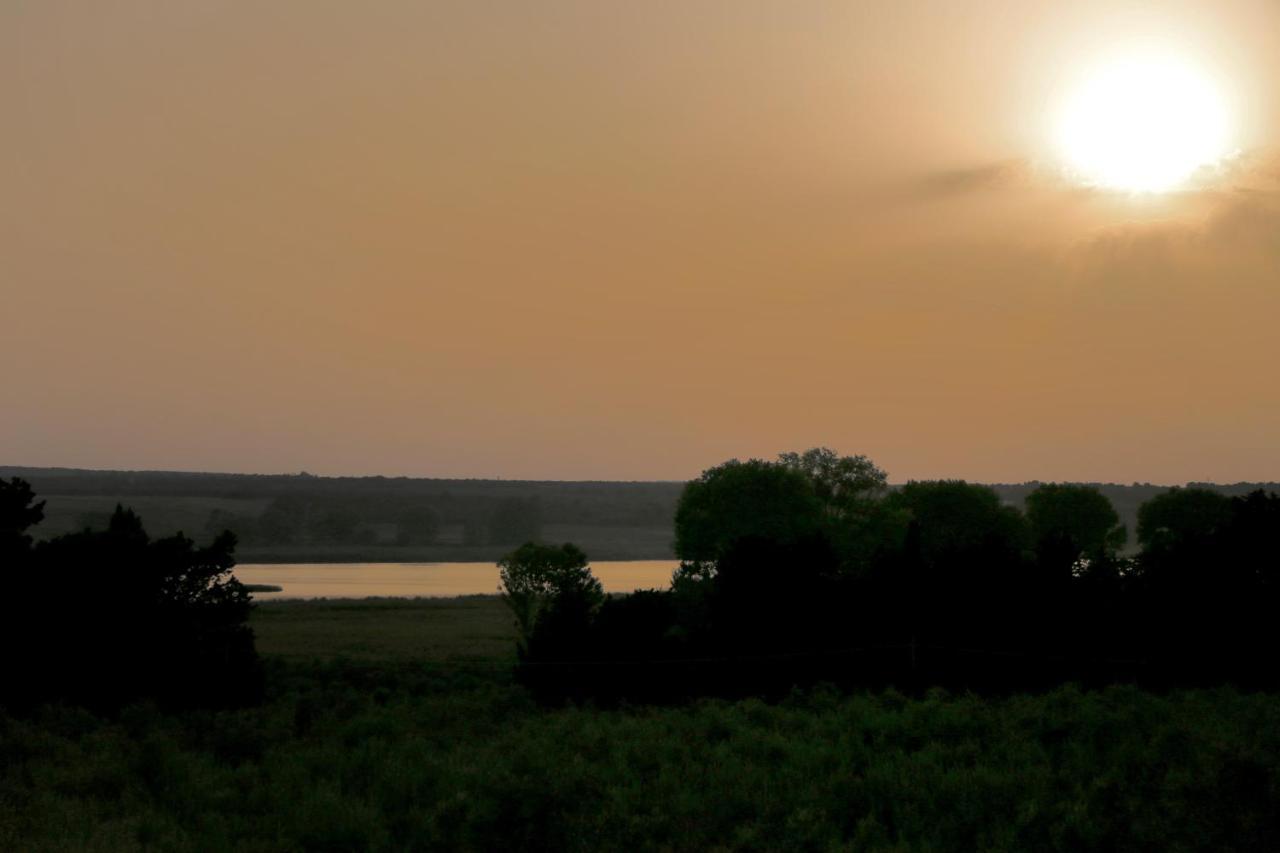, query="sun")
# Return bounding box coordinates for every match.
[1055,52,1234,193]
